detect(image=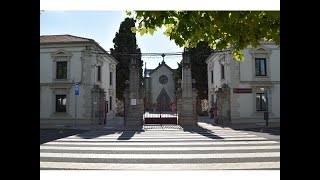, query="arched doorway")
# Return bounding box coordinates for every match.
[156,88,171,111]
